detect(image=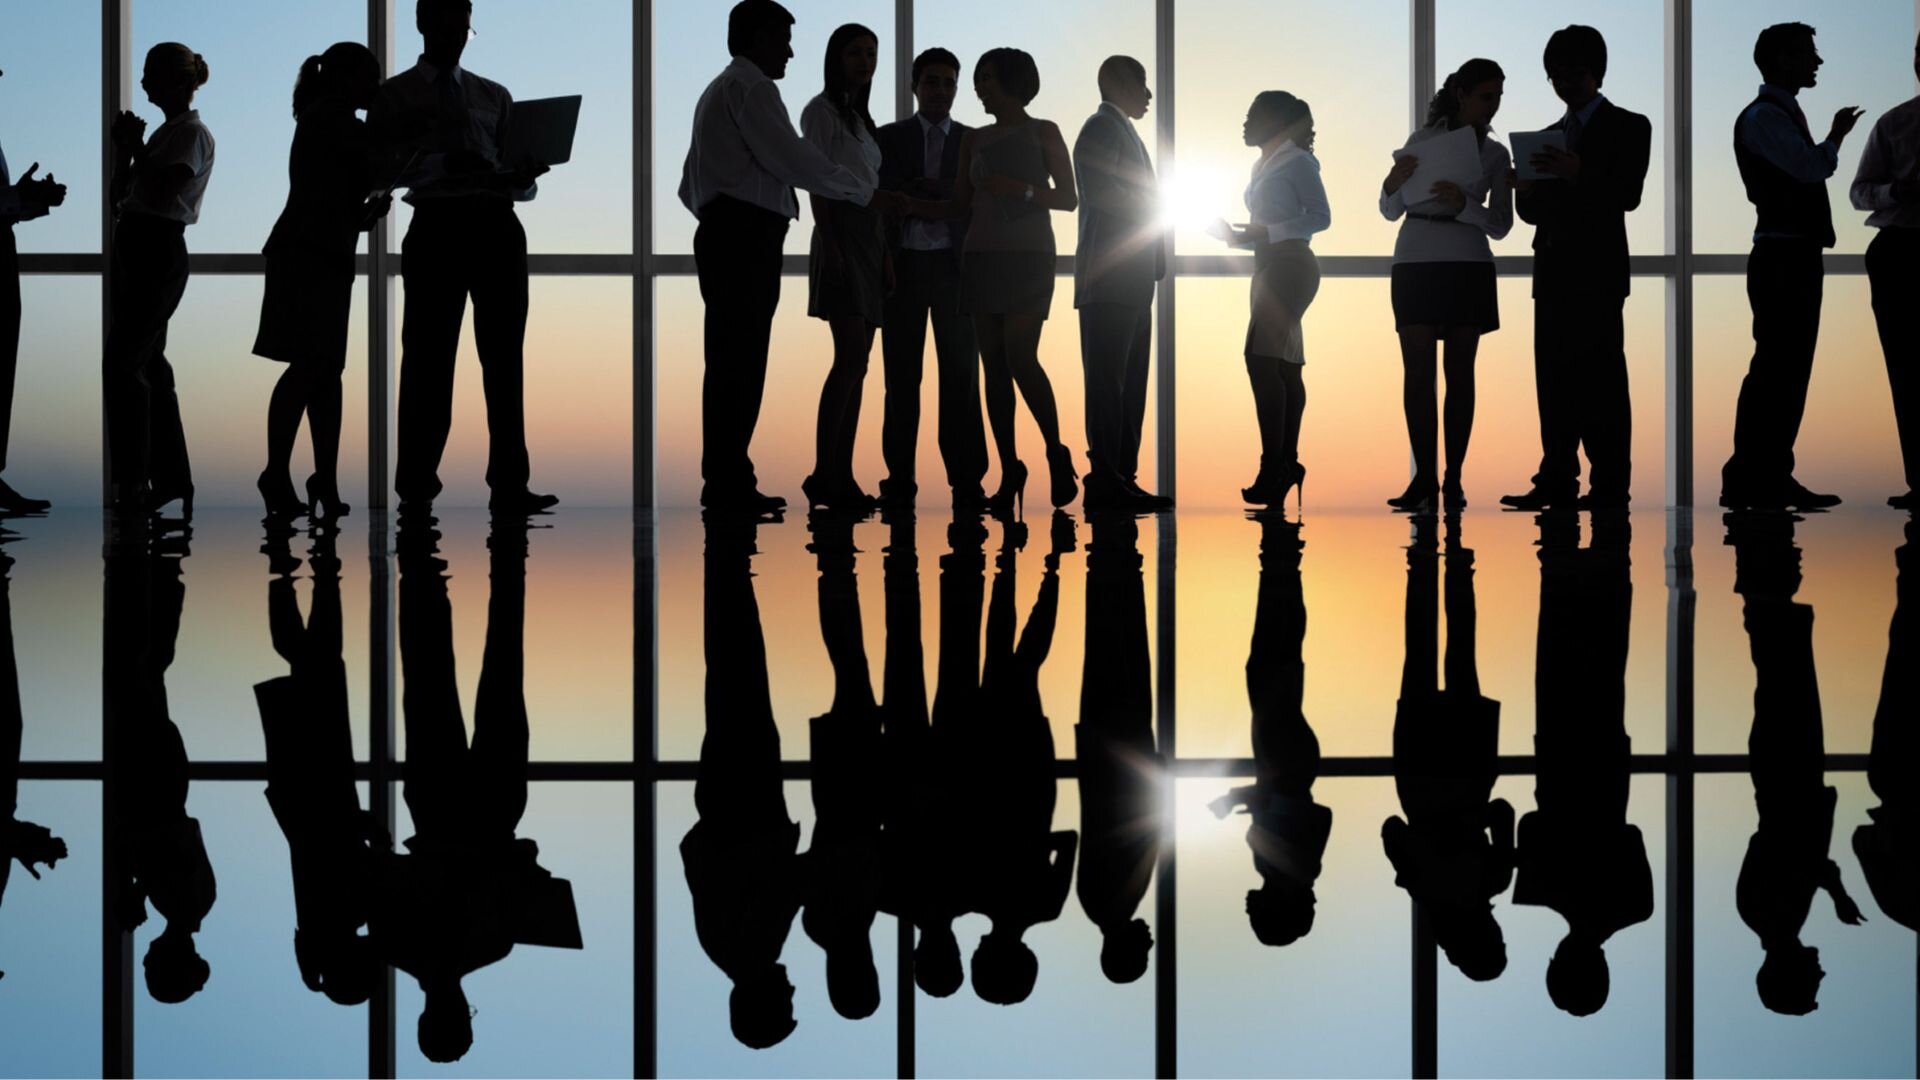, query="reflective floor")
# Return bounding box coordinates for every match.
[0,505,1914,1078]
